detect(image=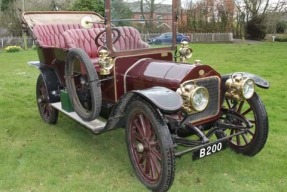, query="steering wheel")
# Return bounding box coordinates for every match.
[95,28,121,47]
